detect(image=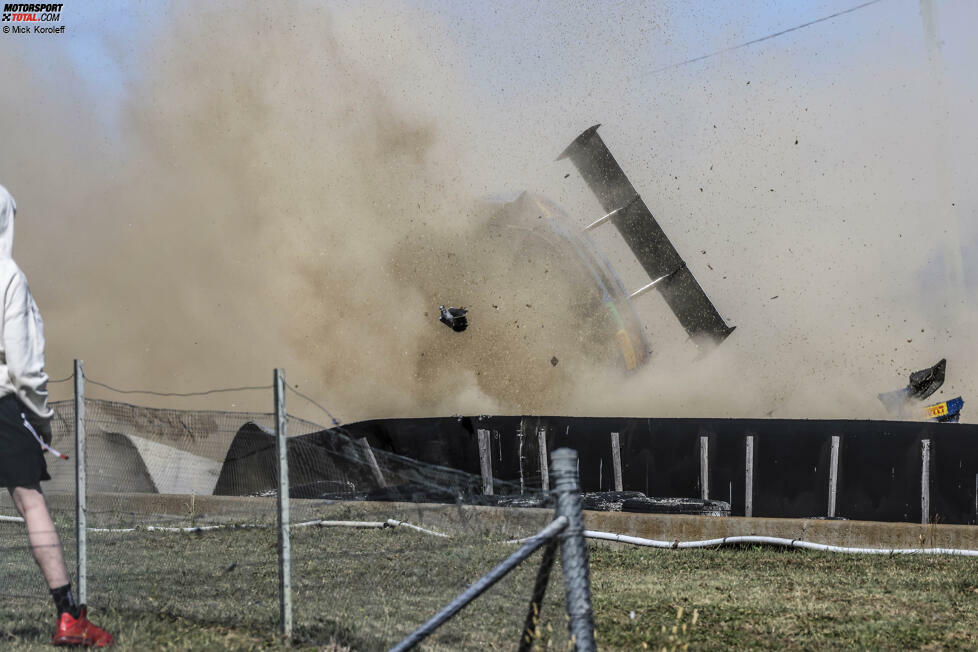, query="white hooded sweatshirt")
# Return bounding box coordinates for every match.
[0,185,53,421]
